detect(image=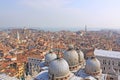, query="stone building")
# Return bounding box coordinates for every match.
[94,49,120,80]
[28,57,41,75]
